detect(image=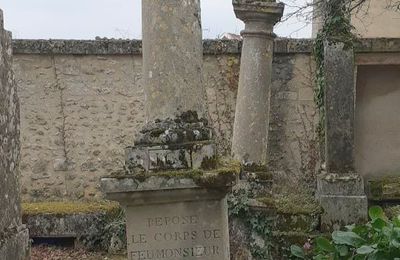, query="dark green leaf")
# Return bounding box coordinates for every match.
[315,237,335,252]
[290,245,305,259]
